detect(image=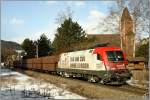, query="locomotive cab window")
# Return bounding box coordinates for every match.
[106,51,124,61]
[116,51,124,61]
[97,54,102,60]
